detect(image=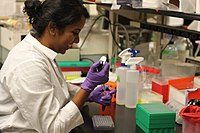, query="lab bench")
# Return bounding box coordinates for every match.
[70,102,182,133]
